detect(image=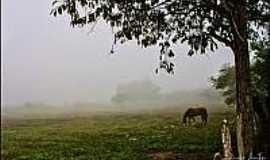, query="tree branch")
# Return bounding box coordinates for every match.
[231,18,245,43]
[210,32,232,47]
